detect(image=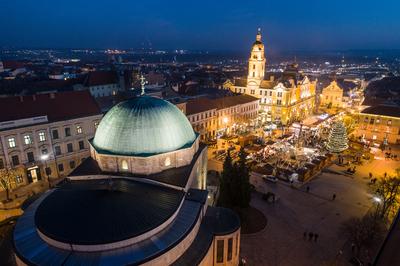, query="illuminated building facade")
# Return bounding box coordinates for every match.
[0,91,102,191]
[225,29,317,125]
[319,80,344,108]
[185,95,259,140]
[353,105,400,145]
